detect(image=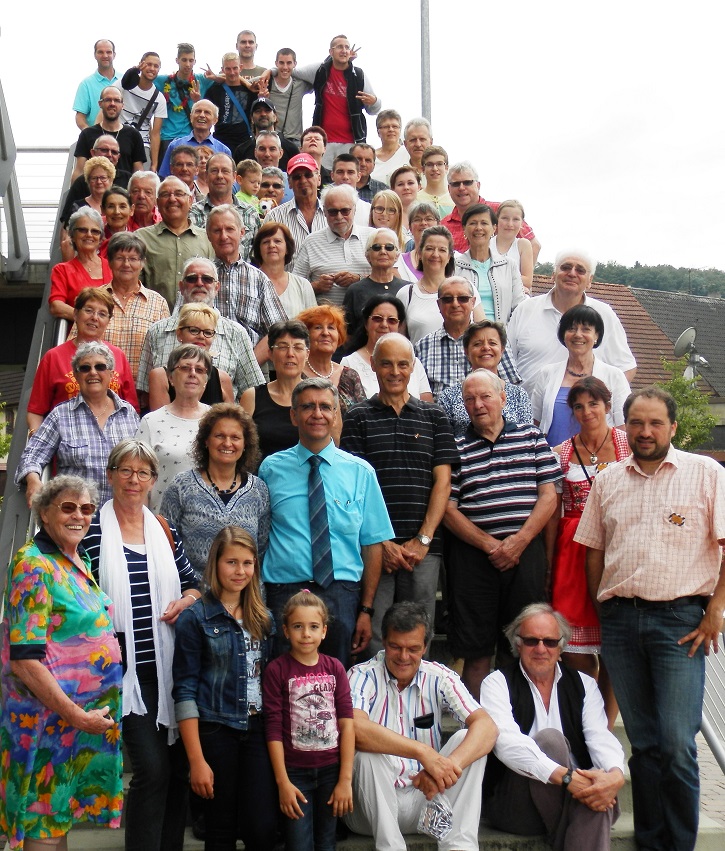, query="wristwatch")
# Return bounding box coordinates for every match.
[562,768,573,791]
[416,534,432,547]
[358,604,375,617]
